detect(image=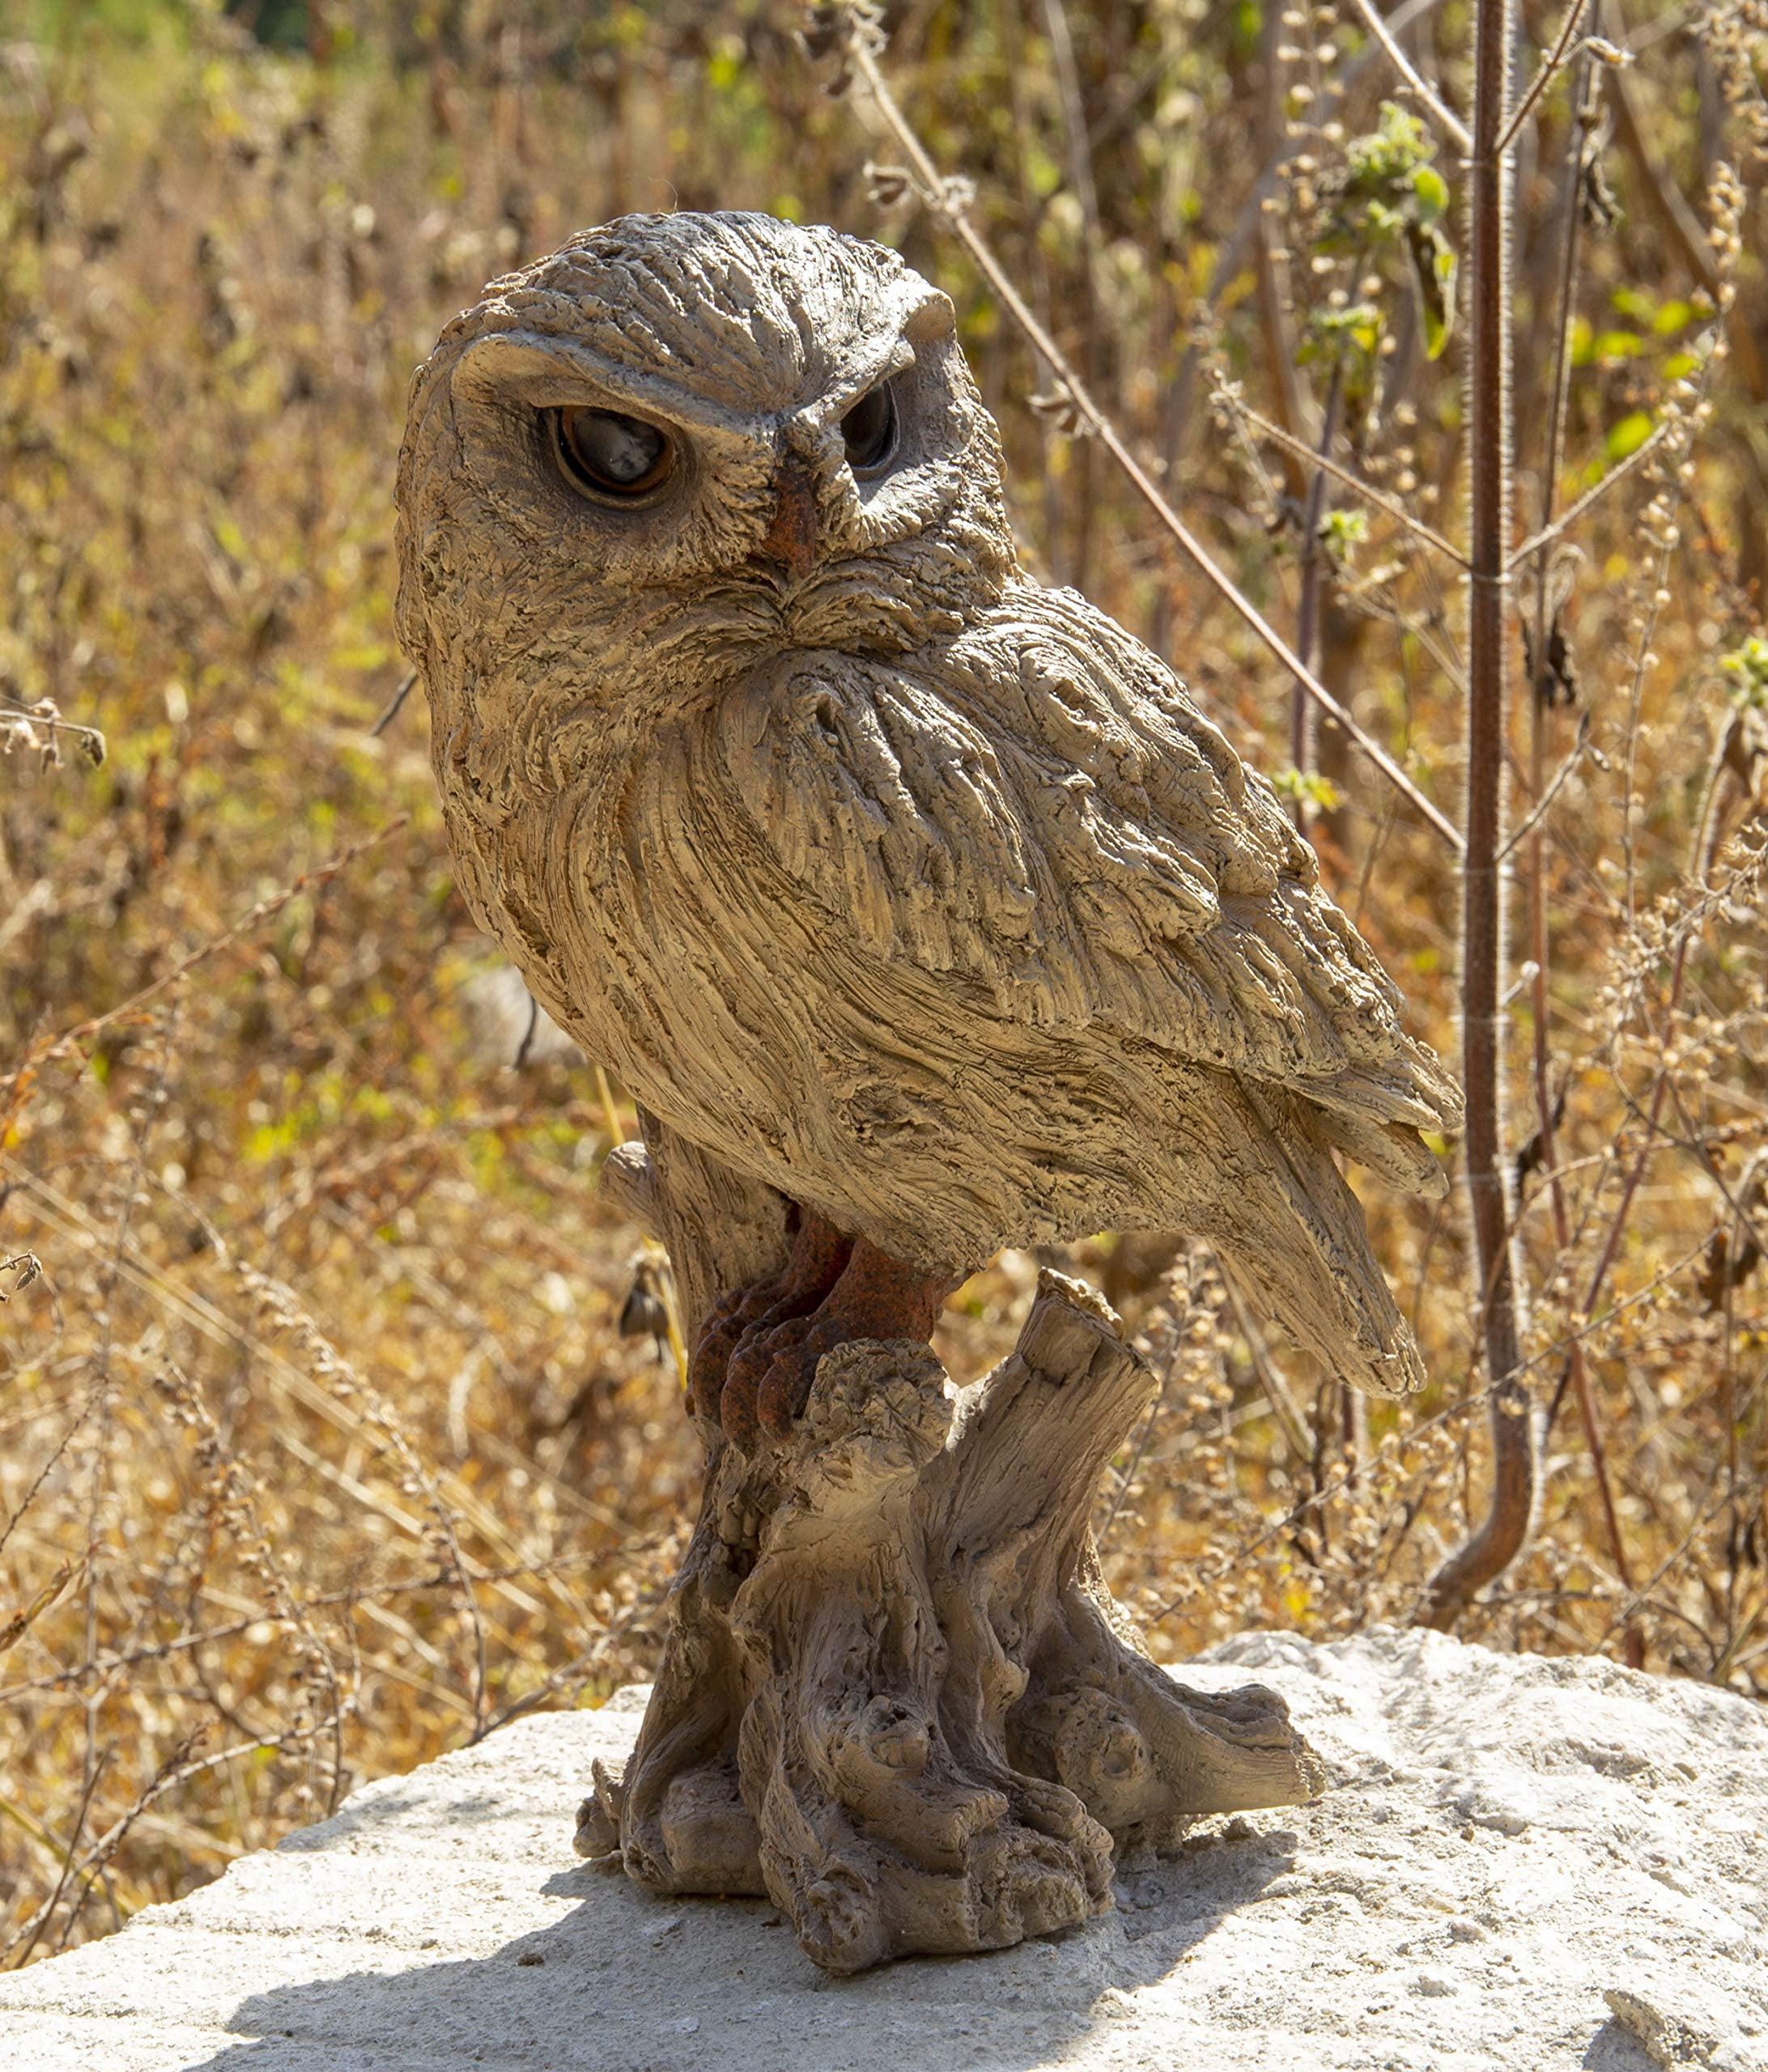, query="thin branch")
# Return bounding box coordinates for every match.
[1570,843,1762,1391]
[1497,0,1592,155]
[370,669,419,737]
[0,698,107,766]
[1516,53,1638,1639]
[1507,420,1671,568]
[1345,0,1473,153]
[0,1160,589,1599]
[0,1550,640,1705]
[468,1647,606,1741]
[1039,0,1106,588]
[1122,1223,1718,1624]
[1157,1234,1674,1615]
[848,39,1465,854]
[1602,10,1719,298]
[1499,723,1587,860]
[1593,1477,1734,1655]
[1159,0,1456,463]
[1221,385,1471,565]
[6,1749,109,1968]
[1337,580,1469,694]
[2,1722,347,1968]
[1290,363,1345,804]
[15,819,409,1074]
[0,1393,101,1559]
[1220,1272,1315,1463]
[1252,0,1316,500]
